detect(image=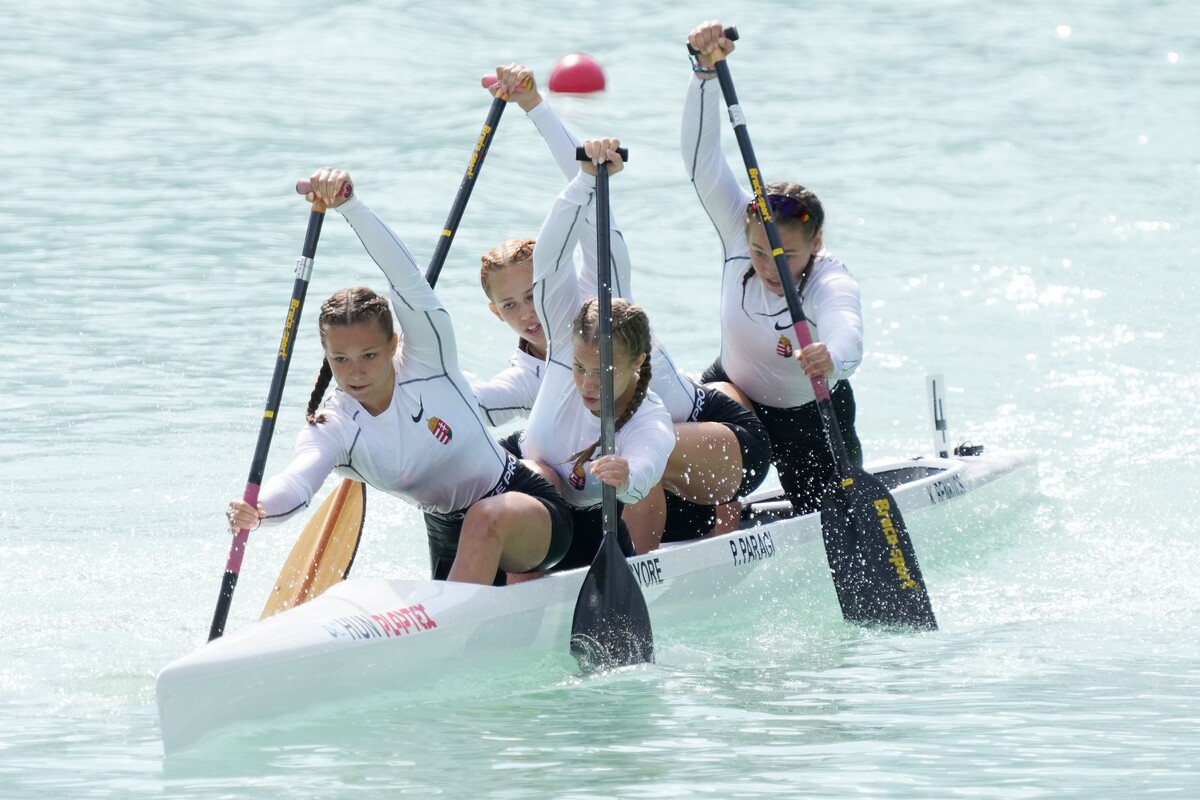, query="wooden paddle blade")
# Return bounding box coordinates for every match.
[260,479,366,619]
[570,532,654,672]
[820,467,937,630]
